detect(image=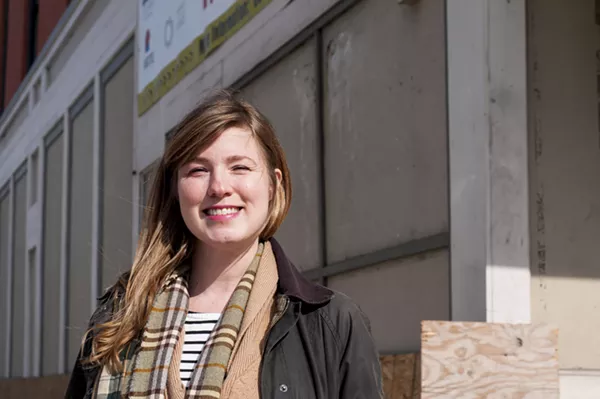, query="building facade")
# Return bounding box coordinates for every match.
[0,0,598,397]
